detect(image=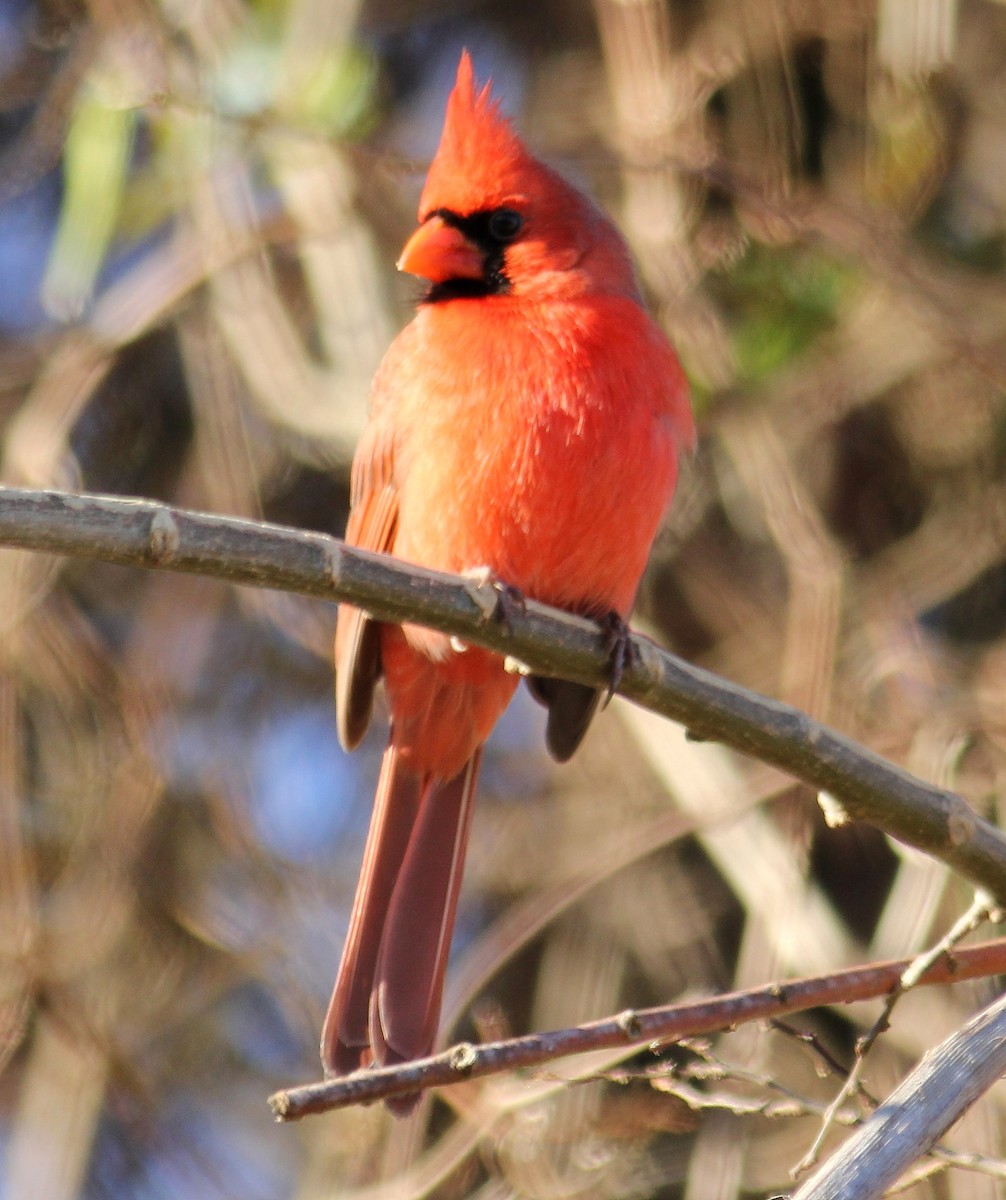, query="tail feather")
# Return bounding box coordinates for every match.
[372,751,481,1065]
[321,745,482,1114]
[321,746,423,1075]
